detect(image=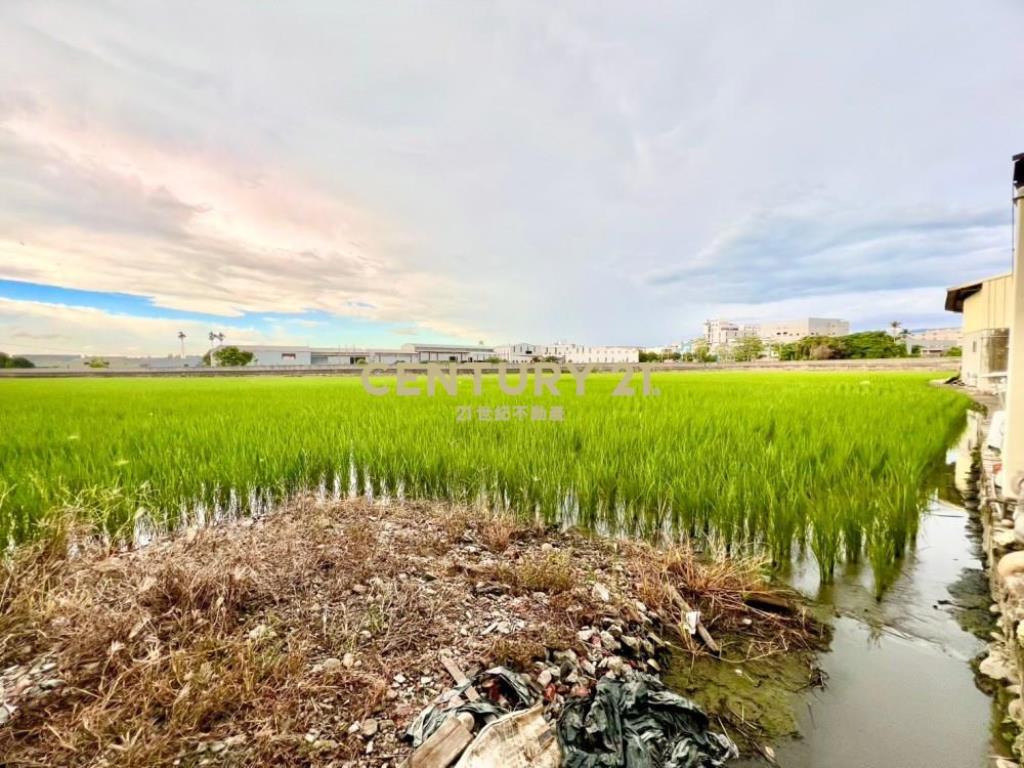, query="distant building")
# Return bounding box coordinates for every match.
[495,342,637,364]
[703,319,741,349]
[905,327,963,357]
[22,354,204,369]
[945,272,1013,392]
[400,343,496,362]
[233,343,497,366]
[757,318,850,344]
[494,342,561,363]
[701,317,849,355]
[548,343,639,364]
